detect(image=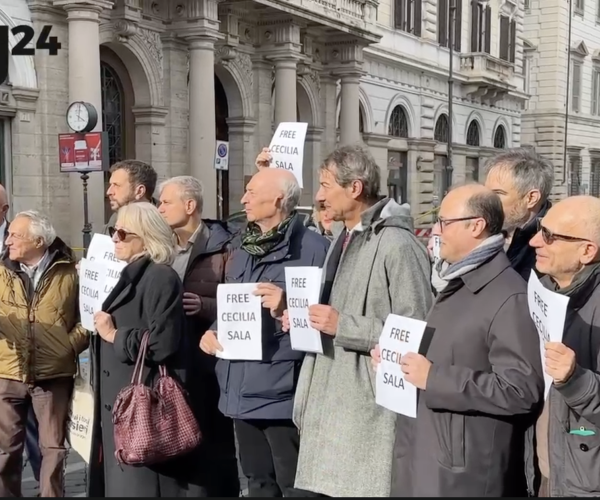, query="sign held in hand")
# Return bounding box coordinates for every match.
[78,258,108,331]
[376,314,427,418]
[285,267,323,354]
[216,283,263,361]
[527,272,569,398]
[268,122,308,188]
